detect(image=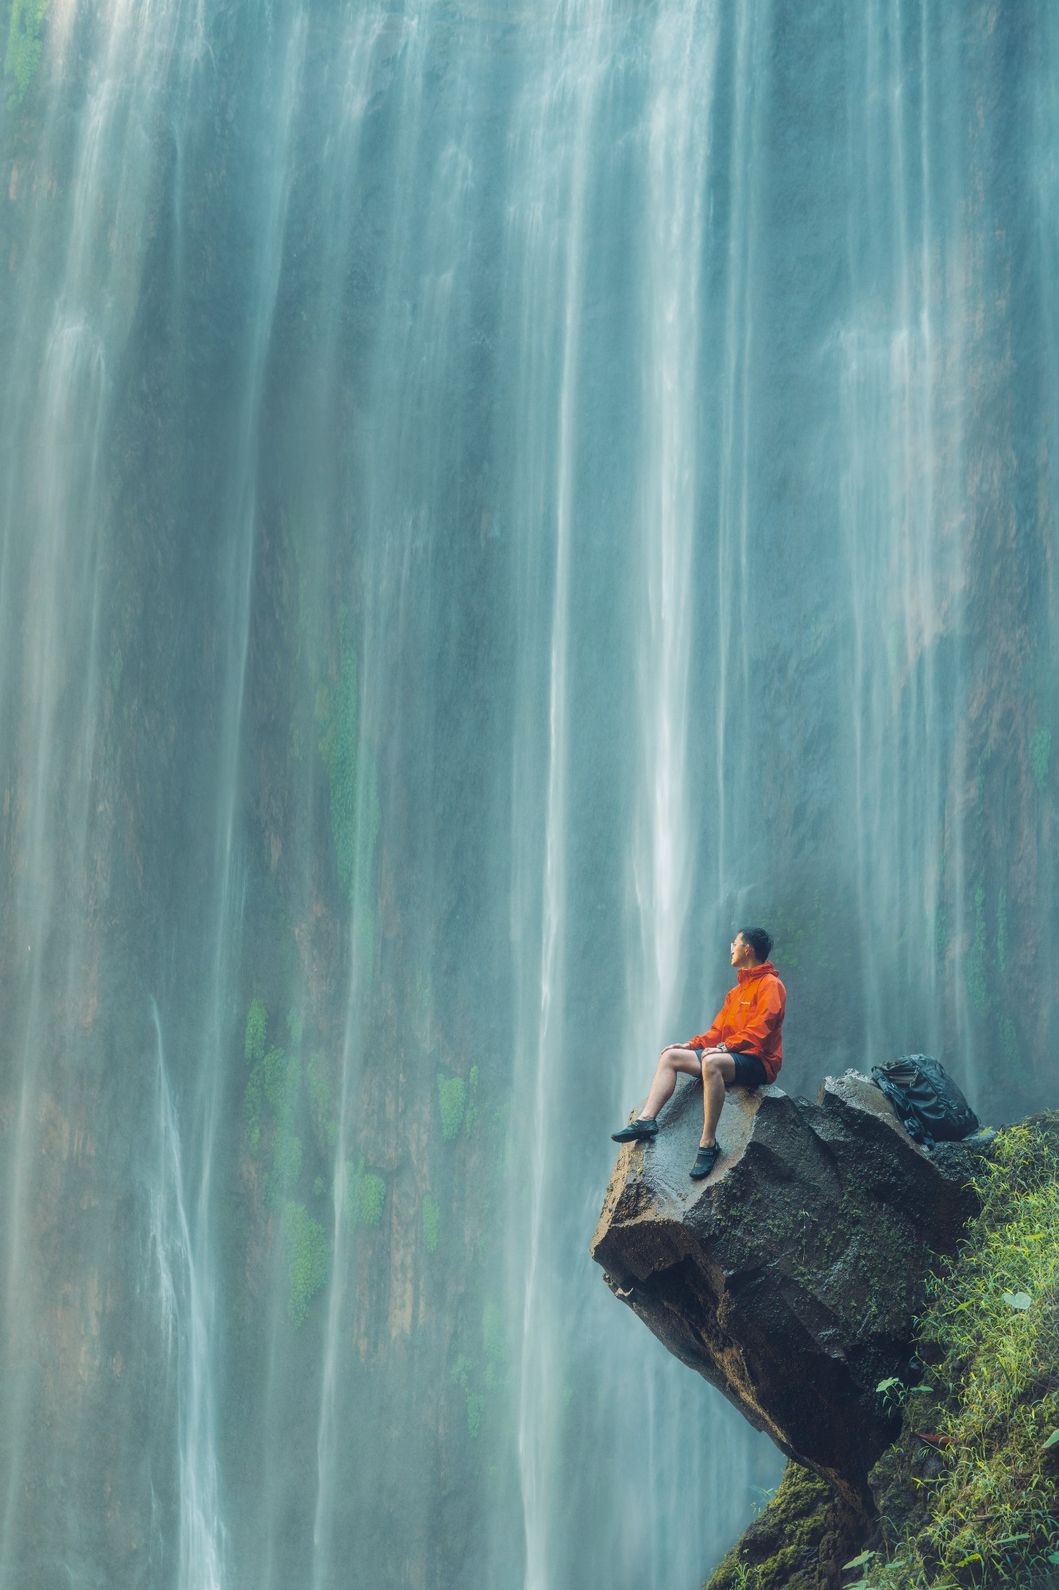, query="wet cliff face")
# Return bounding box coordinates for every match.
[1,3,1058,1588]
